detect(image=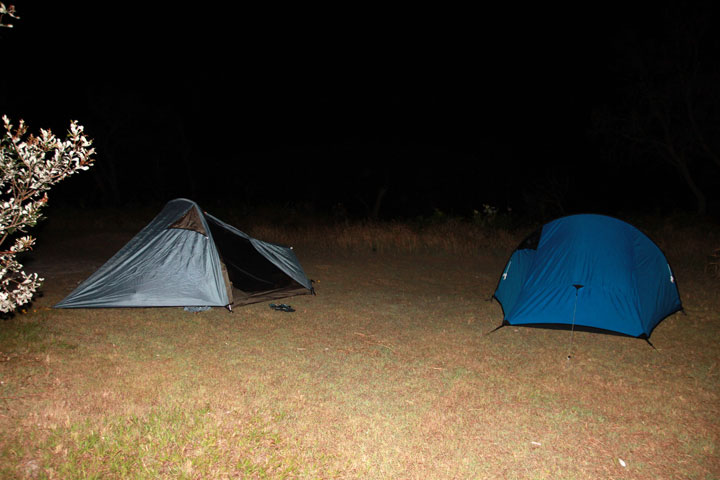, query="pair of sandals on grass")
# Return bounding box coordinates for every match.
[269,303,295,312]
